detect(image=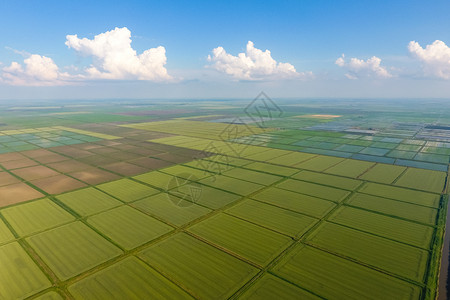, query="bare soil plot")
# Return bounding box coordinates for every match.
[128,157,174,170]
[0,152,27,162]
[126,146,164,156]
[12,165,60,181]
[104,151,143,161]
[70,143,103,151]
[21,148,55,158]
[47,160,92,173]
[78,155,118,166]
[102,162,149,176]
[109,143,141,152]
[69,168,120,185]
[93,140,123,147]
[154,152,193,163]
[50,146,93,158]
[0,182,44,207]
[0,157,39,170]
[31,174,87,194]
[88,146,120,155]
[0,171,21,186]
[34,153,69,164]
